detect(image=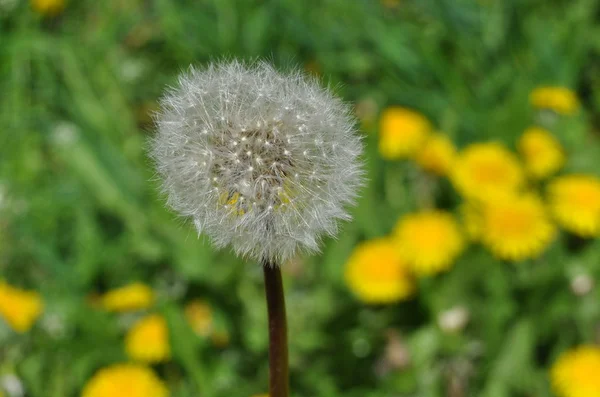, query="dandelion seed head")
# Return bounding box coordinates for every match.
[150,61,364,264]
